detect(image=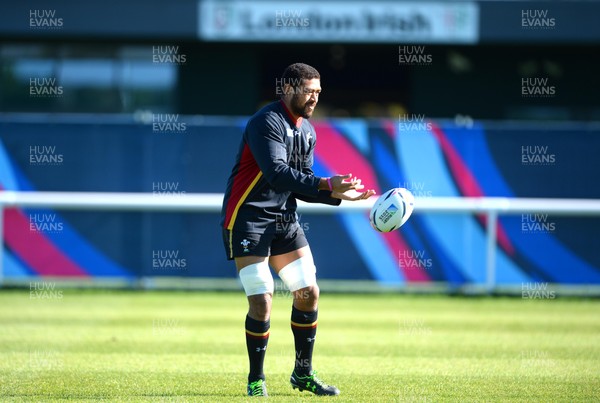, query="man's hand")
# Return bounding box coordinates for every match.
[329,173,361,192]
[331,188,376,201]
[319,173,376,200]
[320,173,366,193]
